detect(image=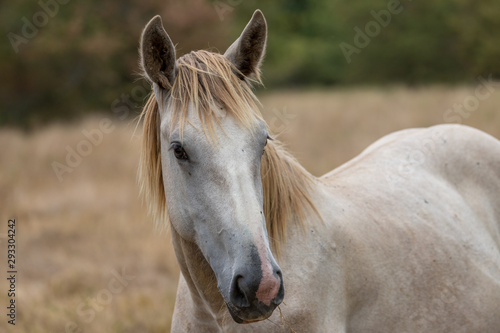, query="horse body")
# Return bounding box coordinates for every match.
[138,10,500,333]
[169,125,500,332]
[318,124,500,332]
